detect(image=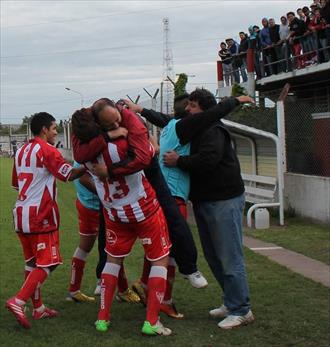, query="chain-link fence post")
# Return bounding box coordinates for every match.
[276,84,290,226]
